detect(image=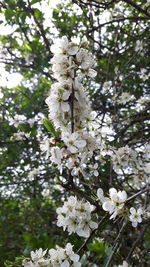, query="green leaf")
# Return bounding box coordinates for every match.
[88,241,110,258]
[43,118,57,136]
[20,12,27,24]
[34,8,43,20]
[5,8,14,20]
[31,0,41,4]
